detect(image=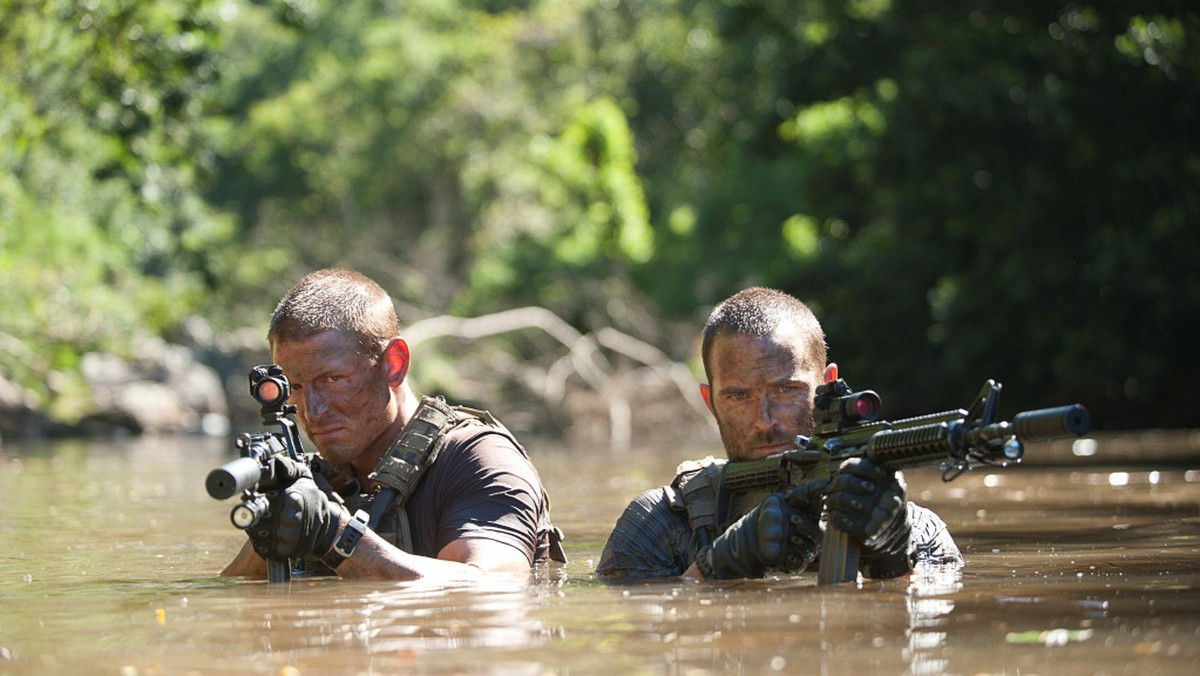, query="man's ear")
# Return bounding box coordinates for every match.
[699,383,715,415]
[383,338,410,385]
